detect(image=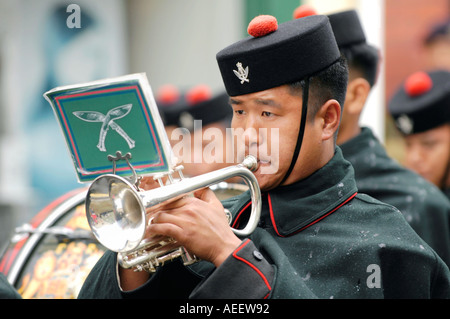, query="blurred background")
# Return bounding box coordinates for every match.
[0,0,449,249]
